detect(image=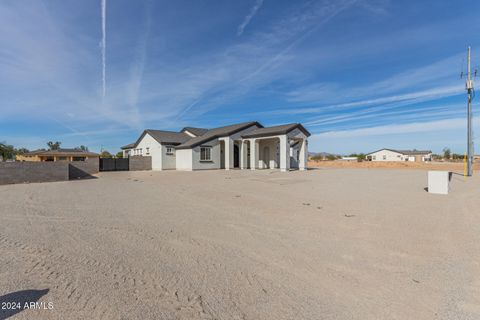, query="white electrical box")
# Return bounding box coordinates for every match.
[428,171,450,195]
